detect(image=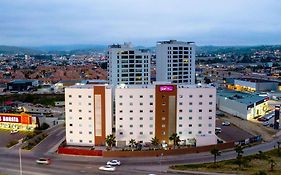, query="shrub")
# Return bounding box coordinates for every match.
[6,140,19,148]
